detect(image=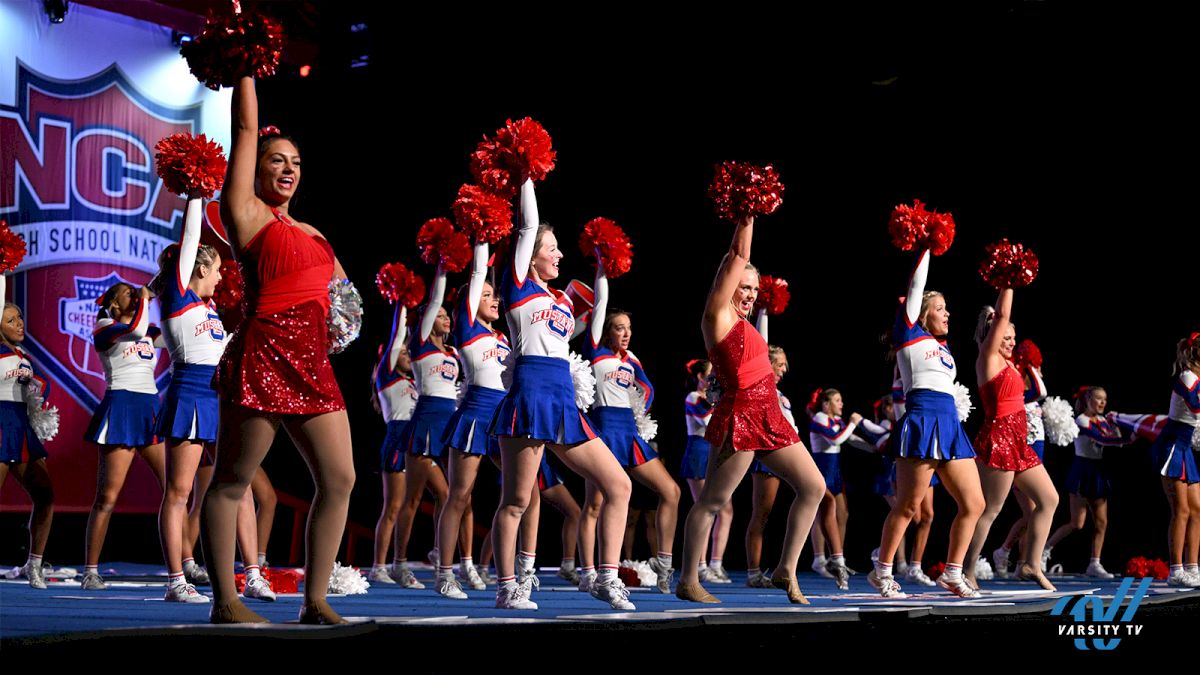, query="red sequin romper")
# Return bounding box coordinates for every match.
[974,364,1038,471]
[705,318,800,452]
[215,210,345,414]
